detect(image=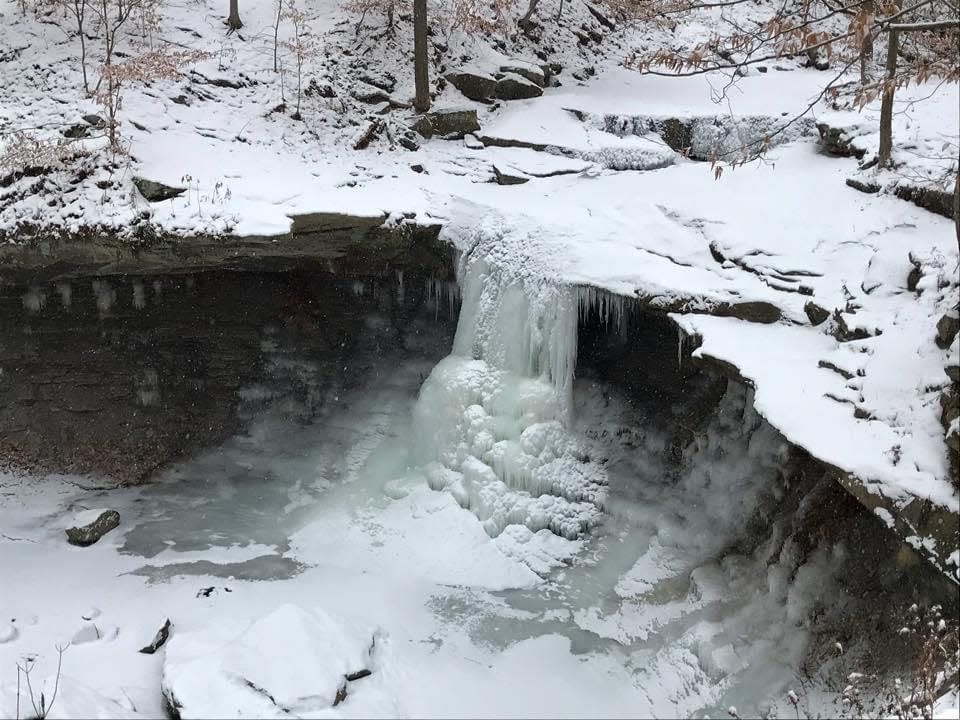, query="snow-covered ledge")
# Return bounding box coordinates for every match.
[673,313,959,582]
